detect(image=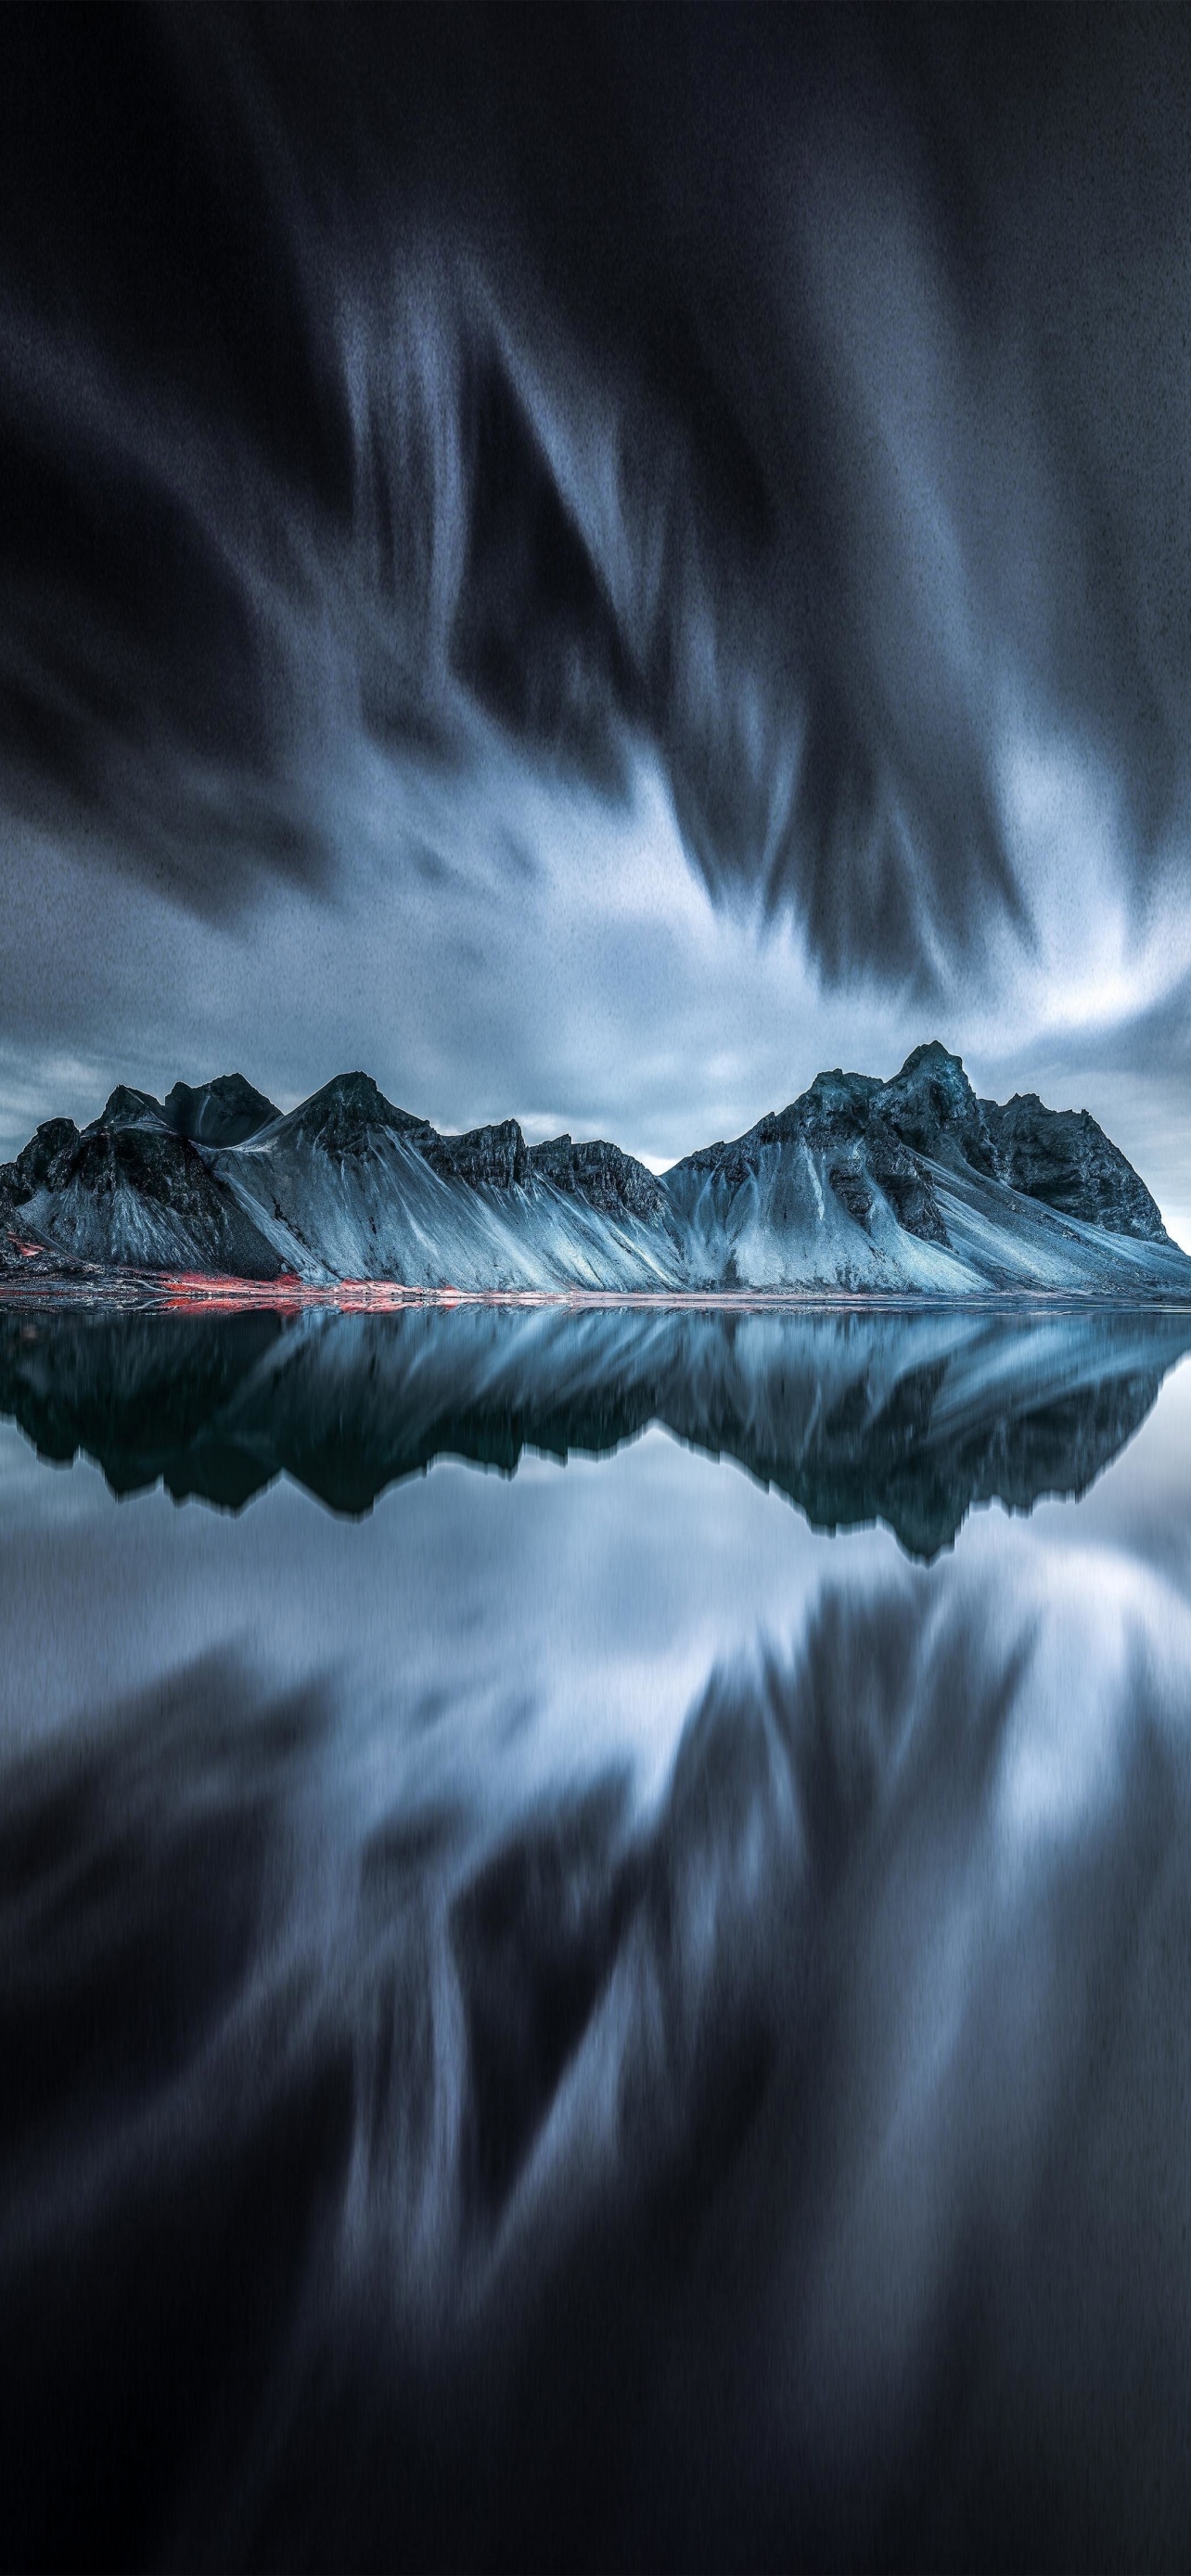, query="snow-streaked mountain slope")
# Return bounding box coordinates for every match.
[209,1076,688,1290]
[662,1041,1186,1294]
[2,1046,1189,1294]
[0,1118,285,1278]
